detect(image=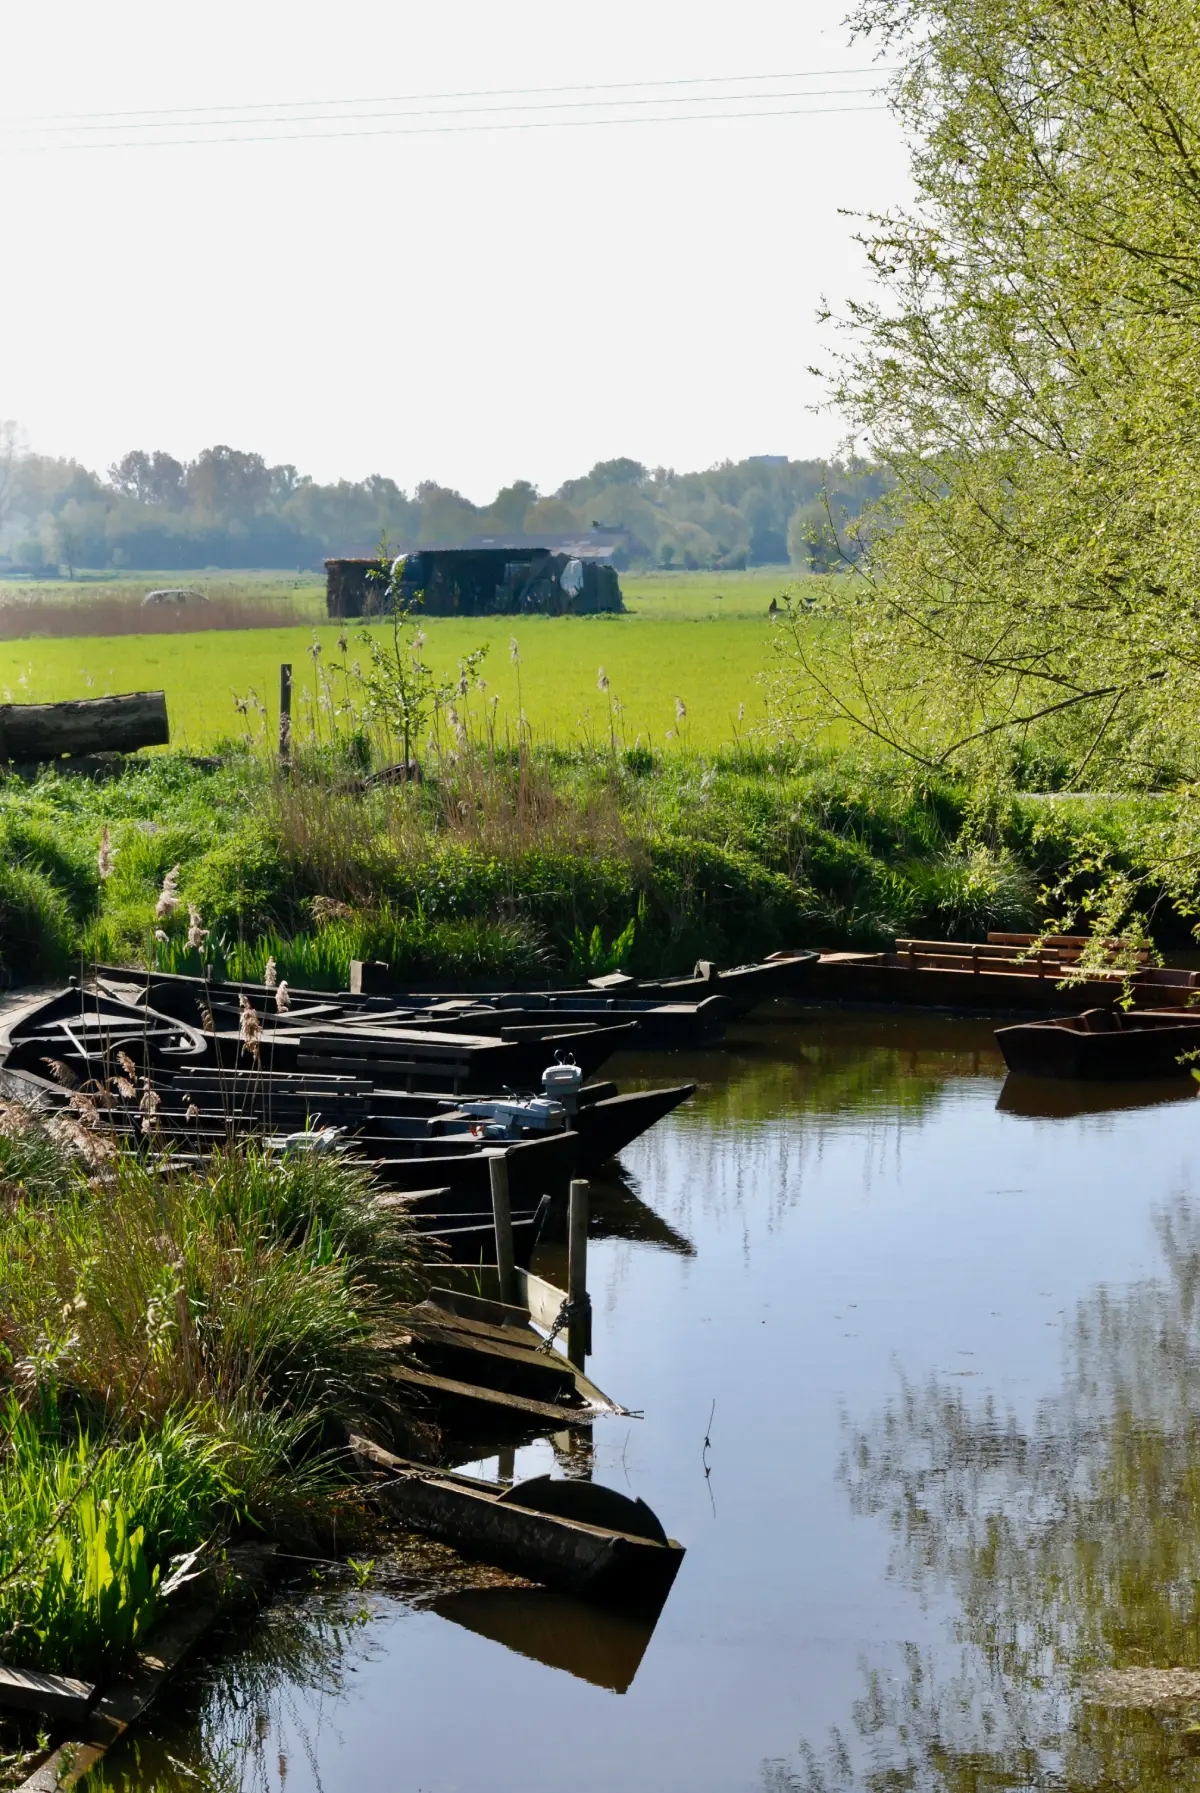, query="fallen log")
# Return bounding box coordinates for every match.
[0,692,169,761]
